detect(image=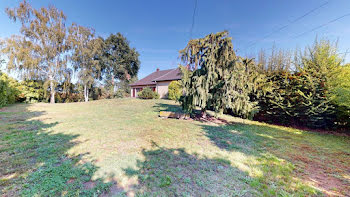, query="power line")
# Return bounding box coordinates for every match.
[245,1,329,49]
[189,0,198,40]
[338,49,350,55]
[293,13,350,38]
[289,1,329,24]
